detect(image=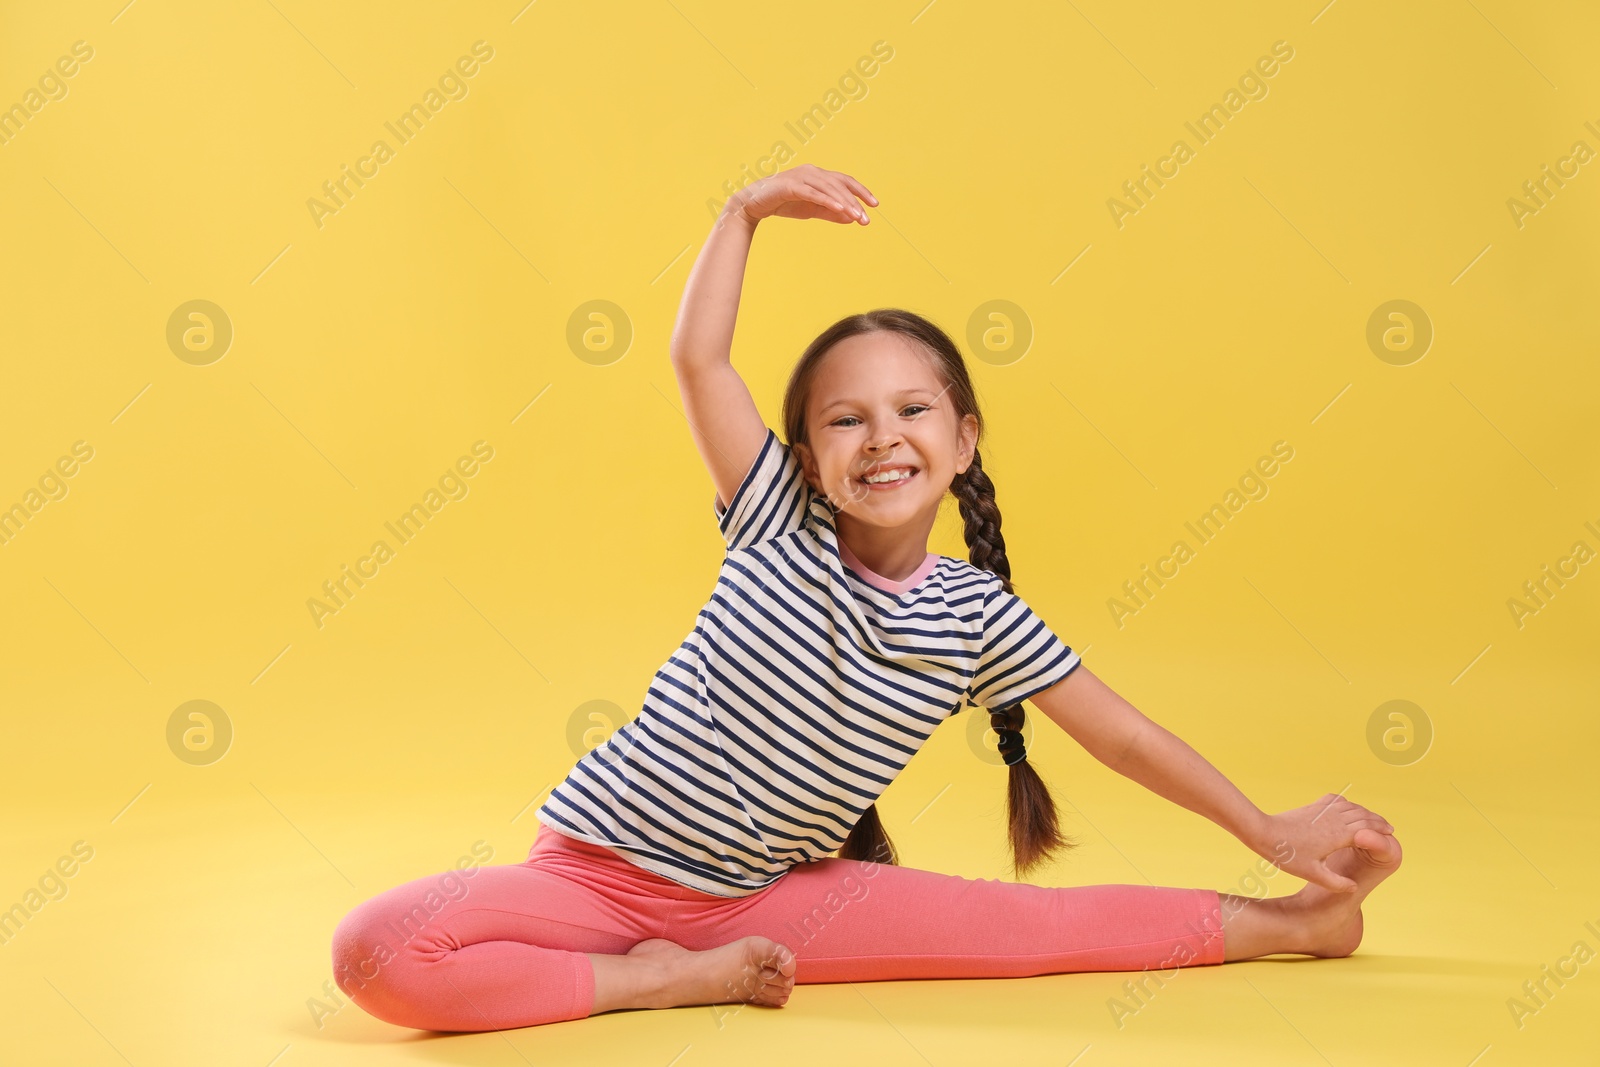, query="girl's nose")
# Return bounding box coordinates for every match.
[867,430,903,453]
